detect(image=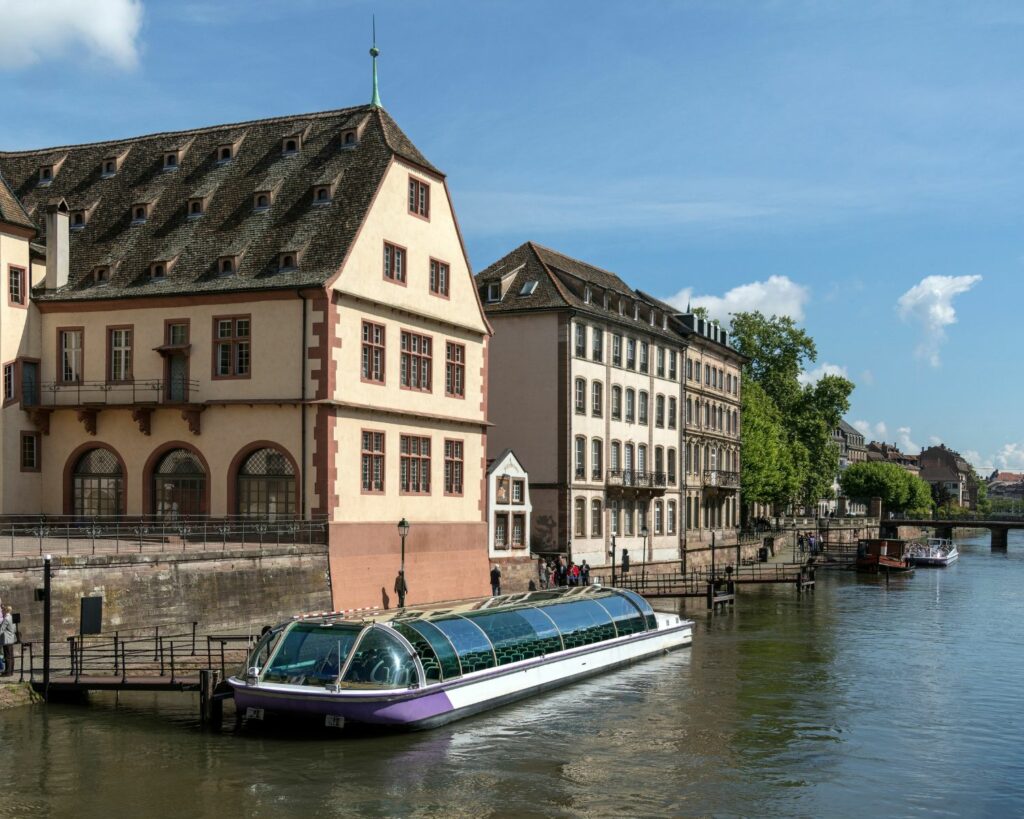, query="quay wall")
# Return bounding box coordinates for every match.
[0,545,331,643]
